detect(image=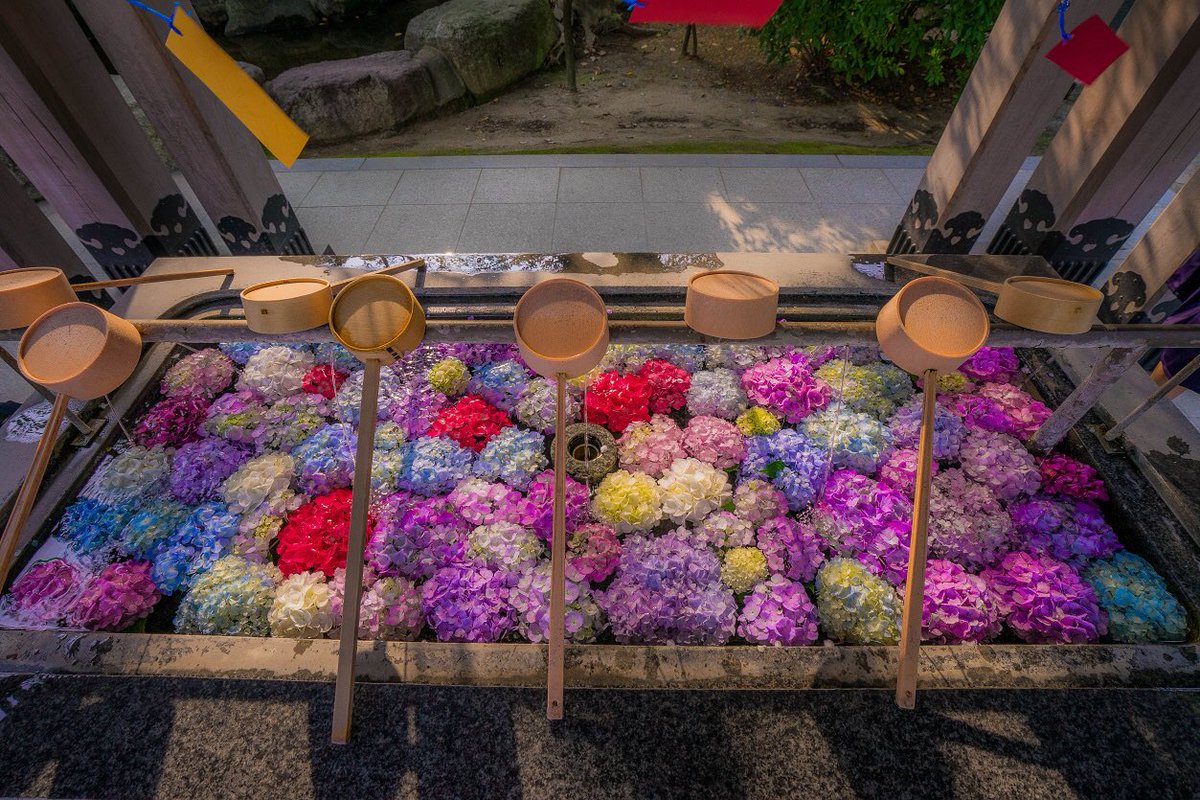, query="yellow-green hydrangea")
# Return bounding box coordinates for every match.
[721,547,768,594]
[427,357,469,396]
[736,407,781,436]
[591,469,663,533]
[938,371,971,393]
[816,557,901,644]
